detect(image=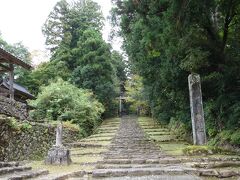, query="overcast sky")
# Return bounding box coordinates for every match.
[0,0,121,65]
